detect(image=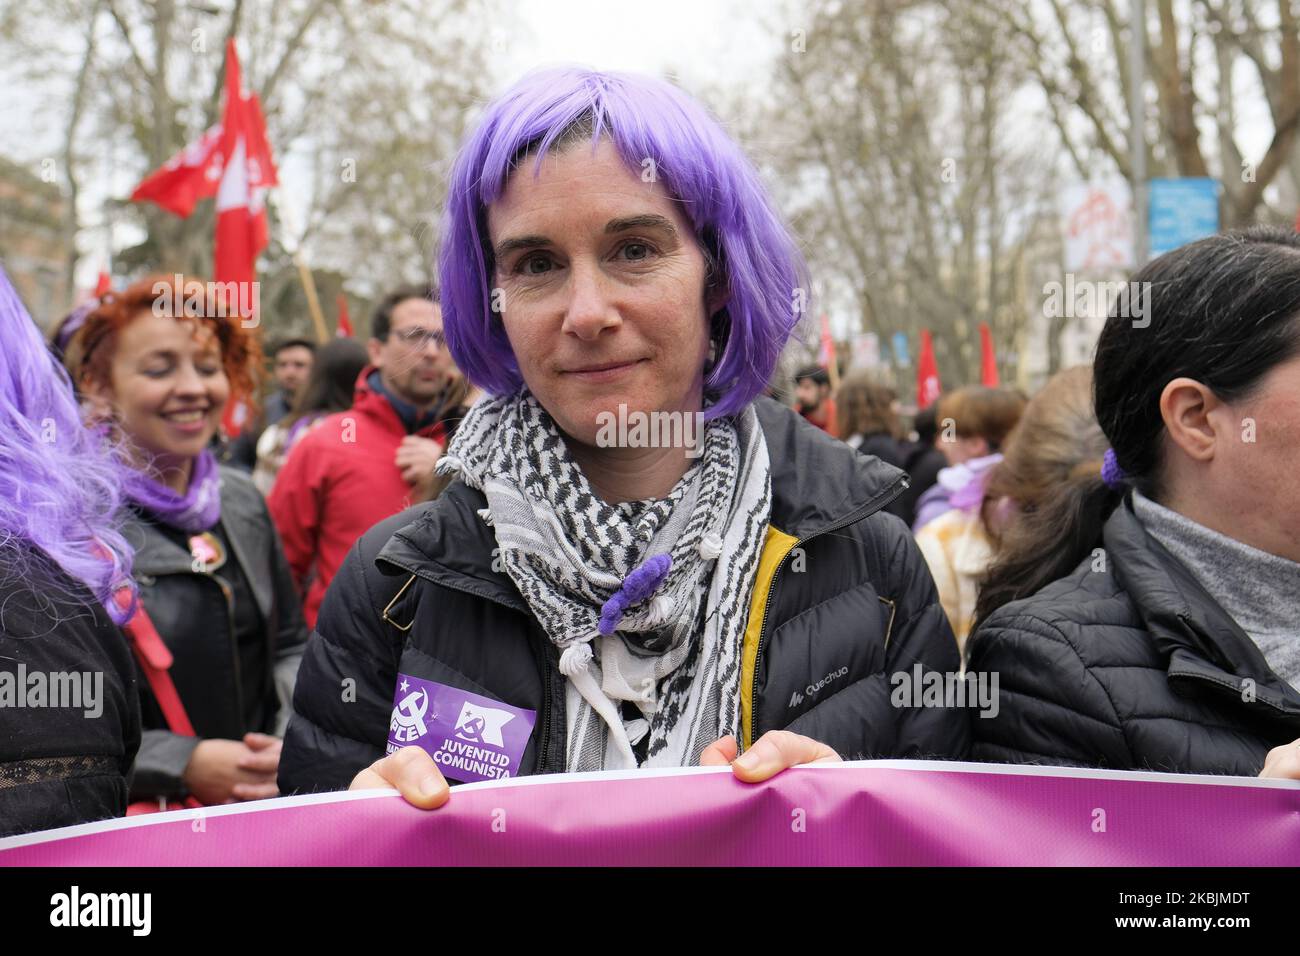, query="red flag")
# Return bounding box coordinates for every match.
[130,123,225,217]
[130,39,278,438]
[979,322,999,387]
[94,270,112,297]
[214,40,277,295]
[817,313,841,390]
[213,39,278,437]
[817,314,835,368]
[336,293,353,338]
[916,330,942,408]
